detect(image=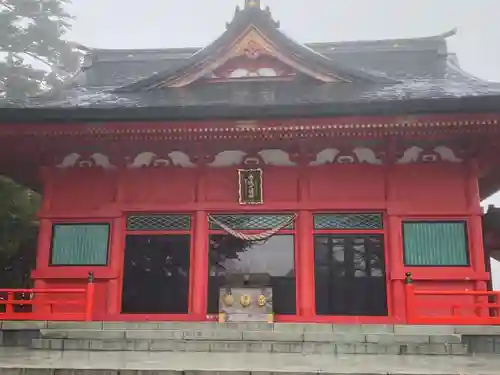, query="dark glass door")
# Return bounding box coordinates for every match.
[121,235,190,314]
[314,234,388,316]
[207,234,296,315]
